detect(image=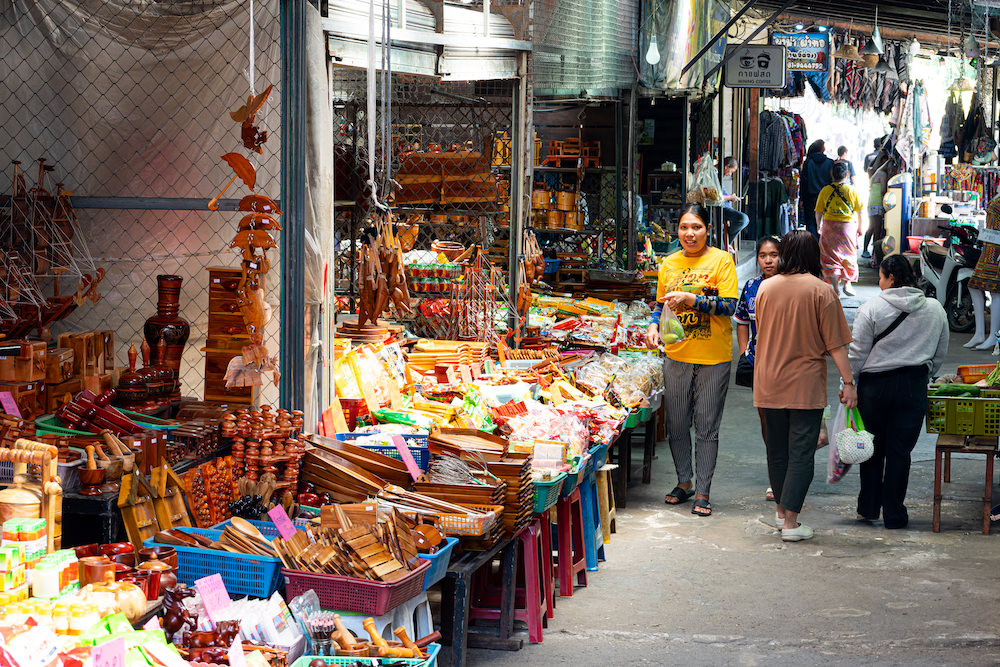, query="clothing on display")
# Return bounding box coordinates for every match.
[747,177,791,238]
[969,195,1000,292]
[758,110,807,172]
[943,164,1000,205]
